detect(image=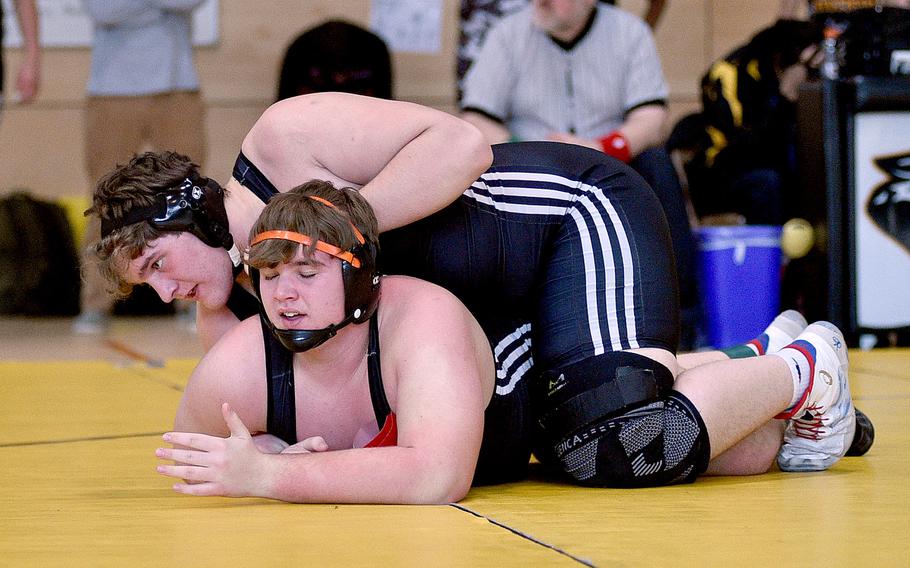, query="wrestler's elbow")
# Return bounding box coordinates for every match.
[465,122,494,170]
[441,477,472,504]
[445,117,493,173]
[408,455,474,504]
[412,478,470,505]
